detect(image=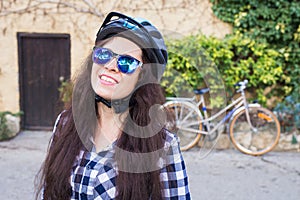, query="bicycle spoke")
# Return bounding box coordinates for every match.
[164,102,202,151]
